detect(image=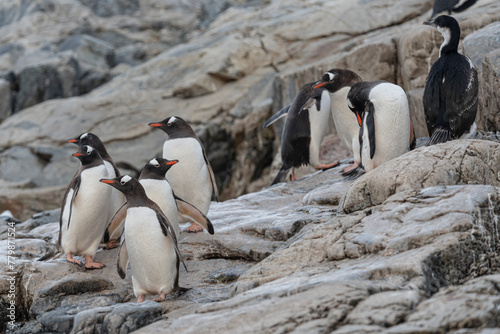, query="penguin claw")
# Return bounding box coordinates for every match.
[85,263,106,270]
[104,239,119,250]
[186,223,203,233]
